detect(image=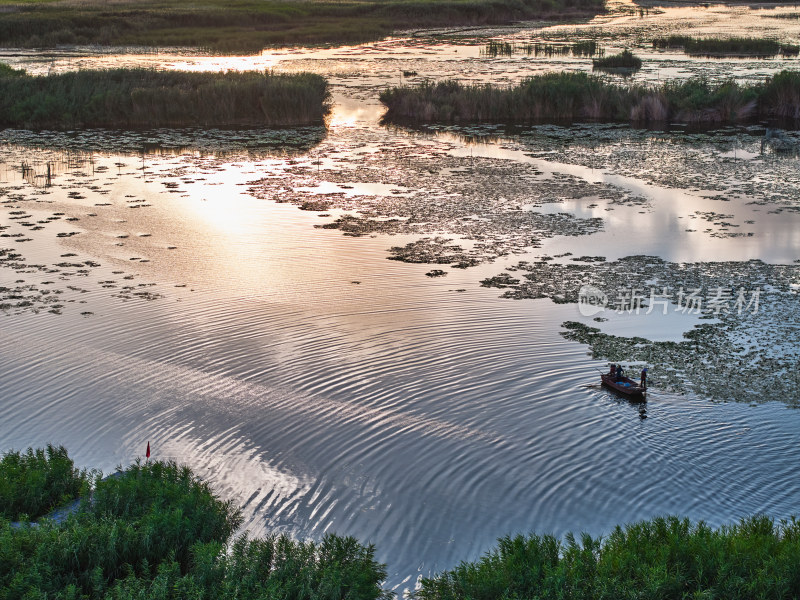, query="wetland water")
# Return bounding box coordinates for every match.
[2,0,800,592]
